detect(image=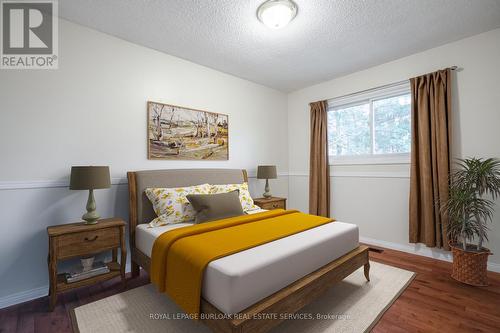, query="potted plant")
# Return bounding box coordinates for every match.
[442,157,500,286]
